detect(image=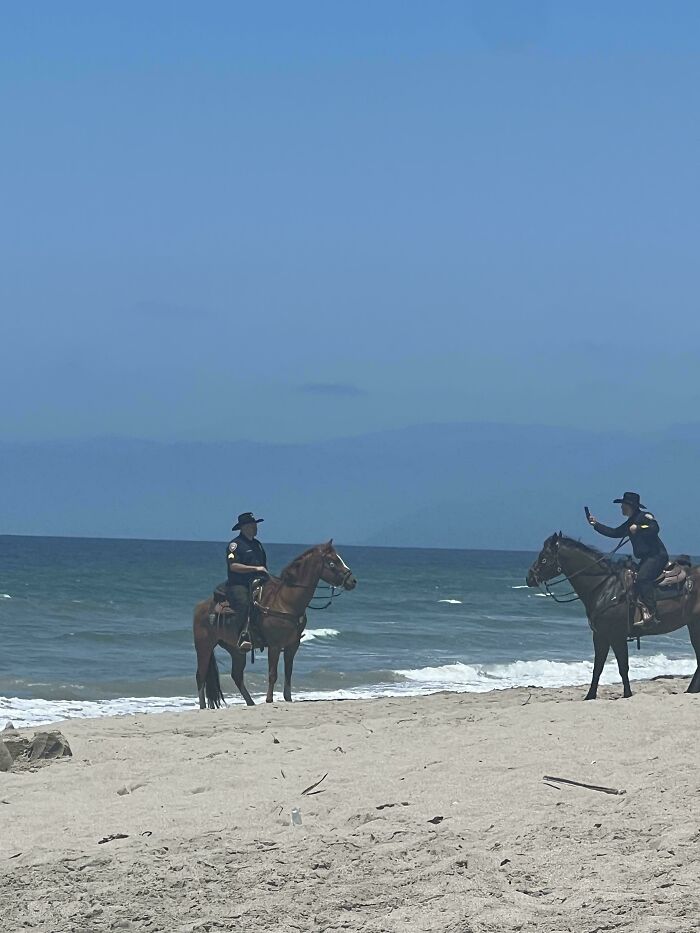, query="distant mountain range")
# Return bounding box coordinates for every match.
[2,422,699,551]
